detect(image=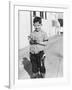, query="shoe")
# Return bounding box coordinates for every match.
[32,72,39,78]
[40,73,45,78]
